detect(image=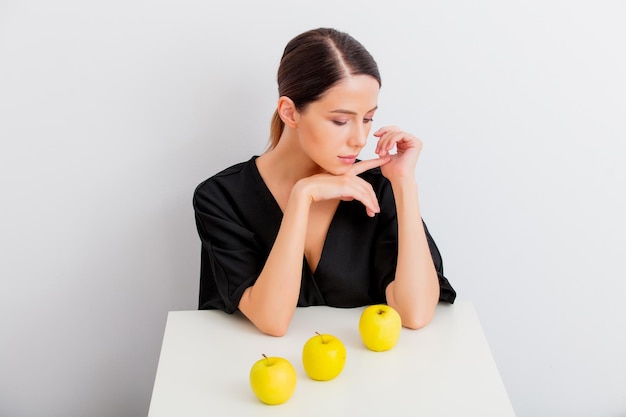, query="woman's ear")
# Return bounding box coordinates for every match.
[277,96,299,128]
